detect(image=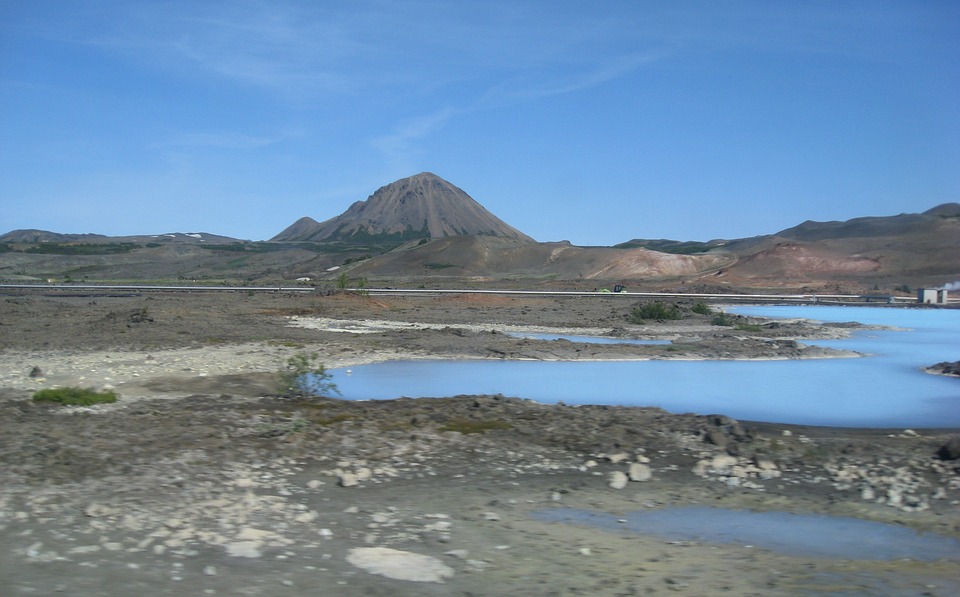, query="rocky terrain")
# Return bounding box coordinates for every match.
[1,289,958,596]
